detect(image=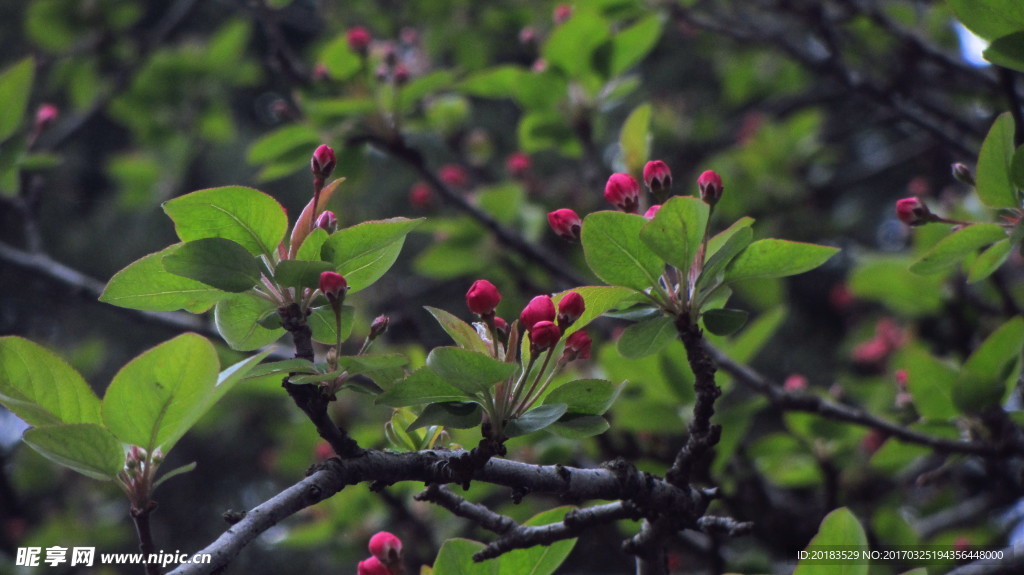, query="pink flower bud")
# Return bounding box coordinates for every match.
[347,27,372,54]
[315,210,338,233]
[520,295,555,332]
[466,280,501,316]
[643,161,672,198]
[643,205,661,220]
[784,374,808,392]
[319,271,348,303]
[529,320,562,352]
[369,531,403,566]
[553,4,573,25]
[370,315,390,339]
[547,209,581,241]
[697,170,723,206]
[951,162,974,186]
[393,64,410,85]
[440,164,469,188]
[519,27,537,45]
[505,152,531,178]
[557,292,585,328]
[311,145,336,181]
[895,369,909,390]
[604,173,640,213]
[532,59,548,73]
[895,197,932,226]
[409,182,434,211]
[35,103,59,131]
[313,63,330,81]
[357,556,391,575]
[493,316,509,338]
[564,330,592,360]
